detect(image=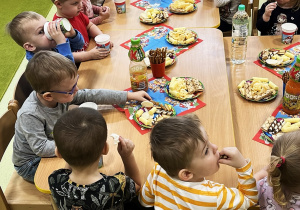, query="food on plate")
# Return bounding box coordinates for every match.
[139,8,168,24]
[110,133,120,144]
[134,100,176,128]
[259,48,295,66]
[144,48,176,67]
[167,27,197,45]
[168,77,203,100]
[238,77,278,101]
[169,0,195,13]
